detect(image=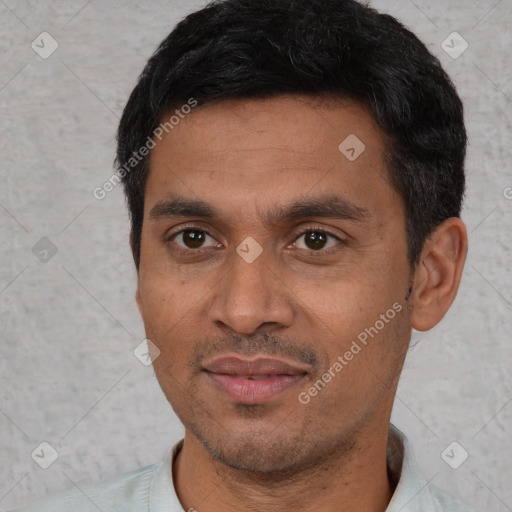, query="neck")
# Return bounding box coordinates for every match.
[173,408,396,512]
